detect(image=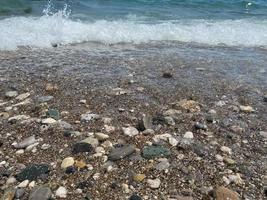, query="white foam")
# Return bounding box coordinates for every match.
[1,12,267,50]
